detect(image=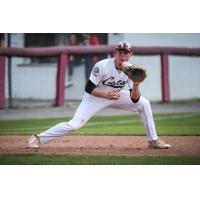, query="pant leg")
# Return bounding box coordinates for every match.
[110,90,158,141]
[38,94,112,144]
